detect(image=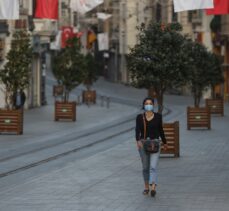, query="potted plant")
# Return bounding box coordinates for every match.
[0,30,32,134]
[205,53,224,116]
[184,41,212,129]
[82,53,99,104]
[127,22,189,114]
[52,37,86,121]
